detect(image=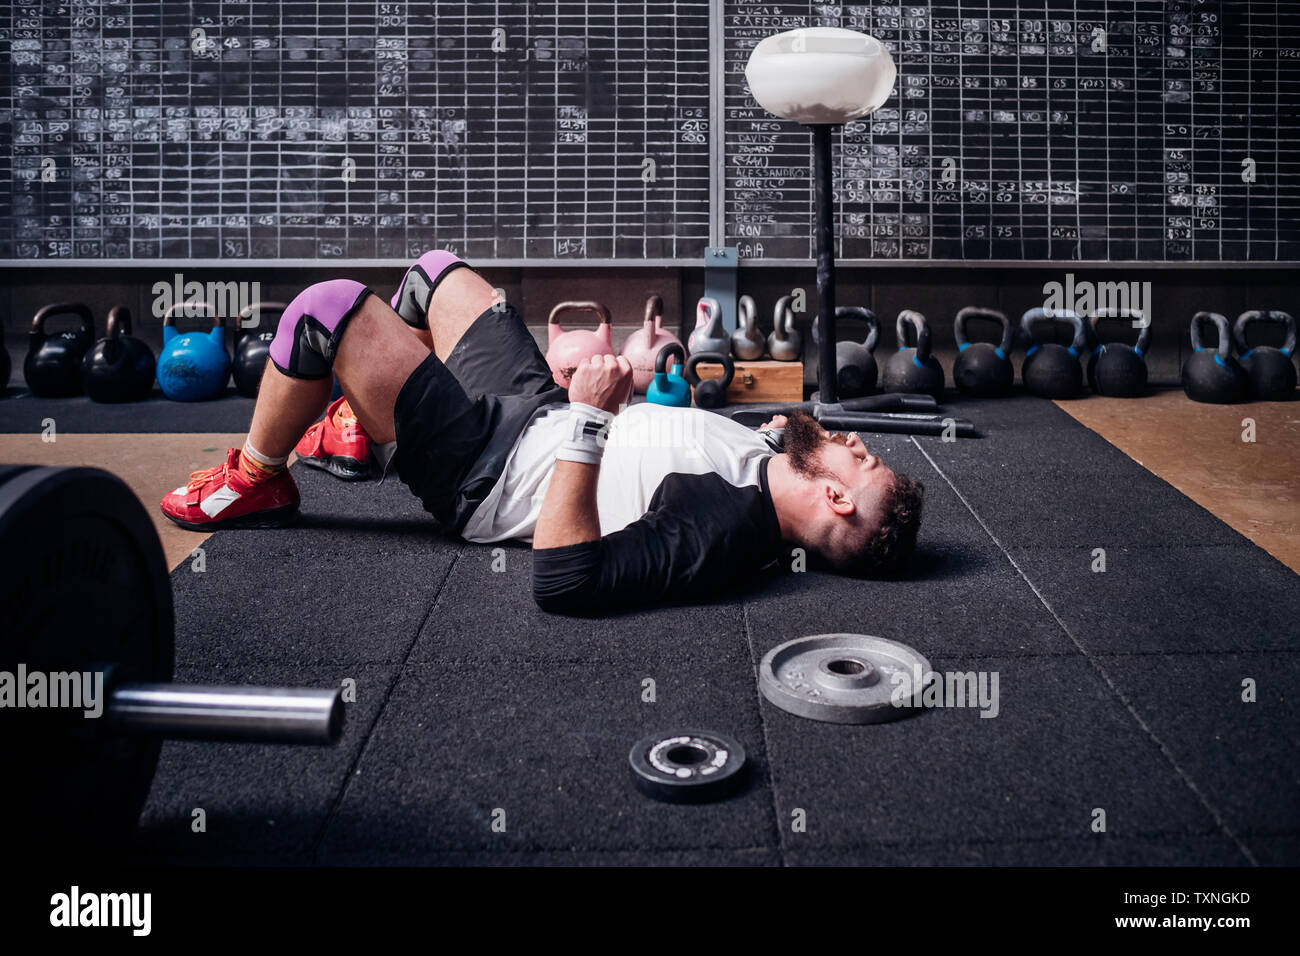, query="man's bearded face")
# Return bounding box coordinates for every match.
[784,411,848,481]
